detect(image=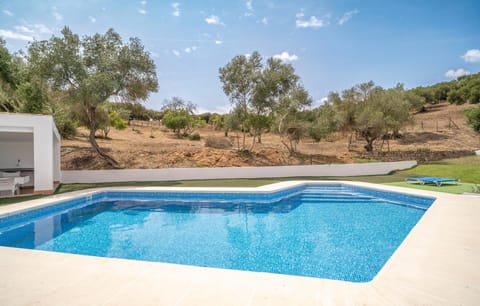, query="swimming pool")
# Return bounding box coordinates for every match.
[0,183,435,282]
